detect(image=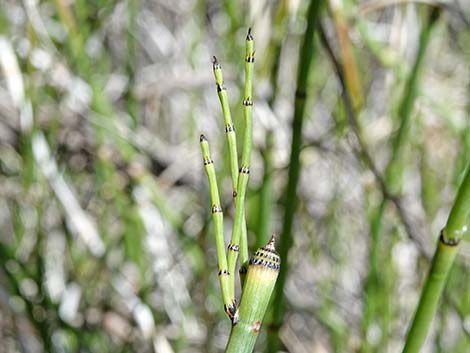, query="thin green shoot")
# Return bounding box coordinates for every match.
[227,29,255,298]
[401,163,470,353]
[268,1,325,351]
[199,134,233,316]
